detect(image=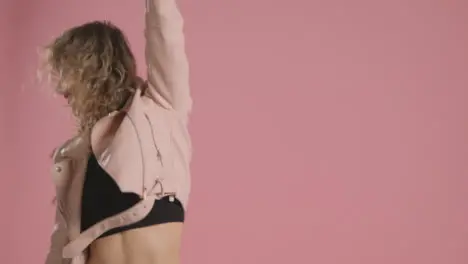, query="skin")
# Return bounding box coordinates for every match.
[87,223,184,264]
